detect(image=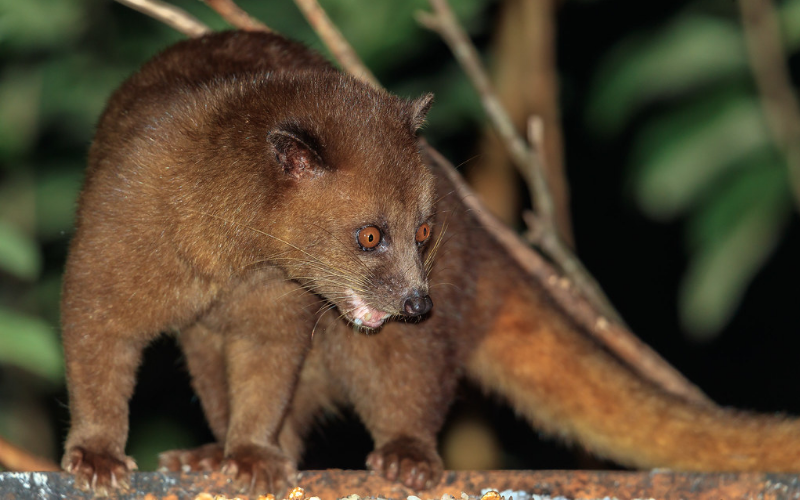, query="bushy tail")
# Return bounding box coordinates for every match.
[466,286,800,472]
